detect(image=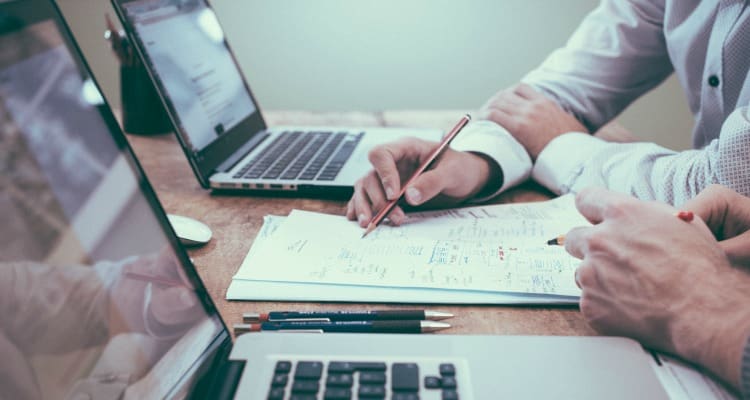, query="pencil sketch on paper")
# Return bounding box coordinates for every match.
[234,196,588,297]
